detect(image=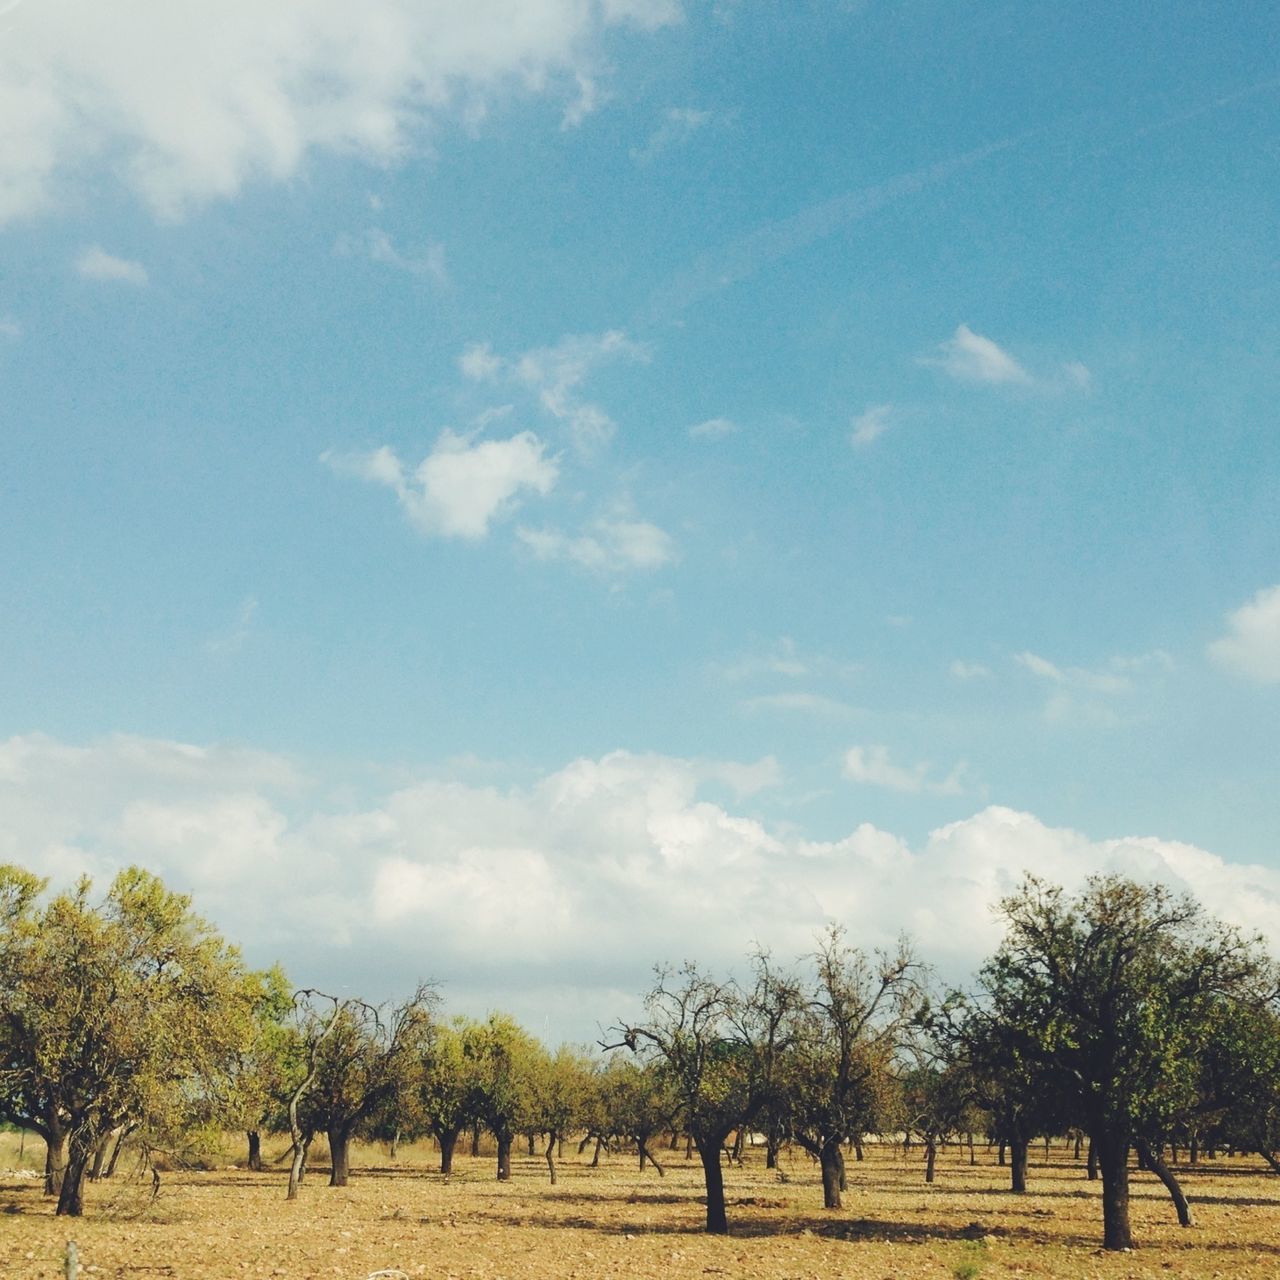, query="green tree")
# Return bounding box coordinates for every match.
[0,864,257,1216]
[983,875,1269,1249]
[779,929,923,1209]
[608,958,799,1234]
[463,1013,540,1181]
